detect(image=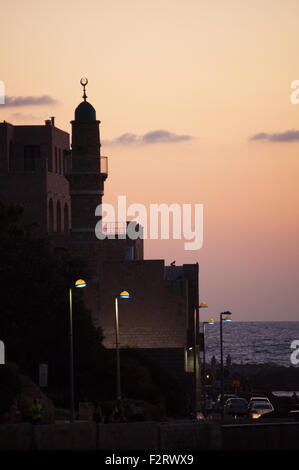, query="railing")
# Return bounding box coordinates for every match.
[102,221,128,235]
[100,156,108,176]
[101,221,141,235]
